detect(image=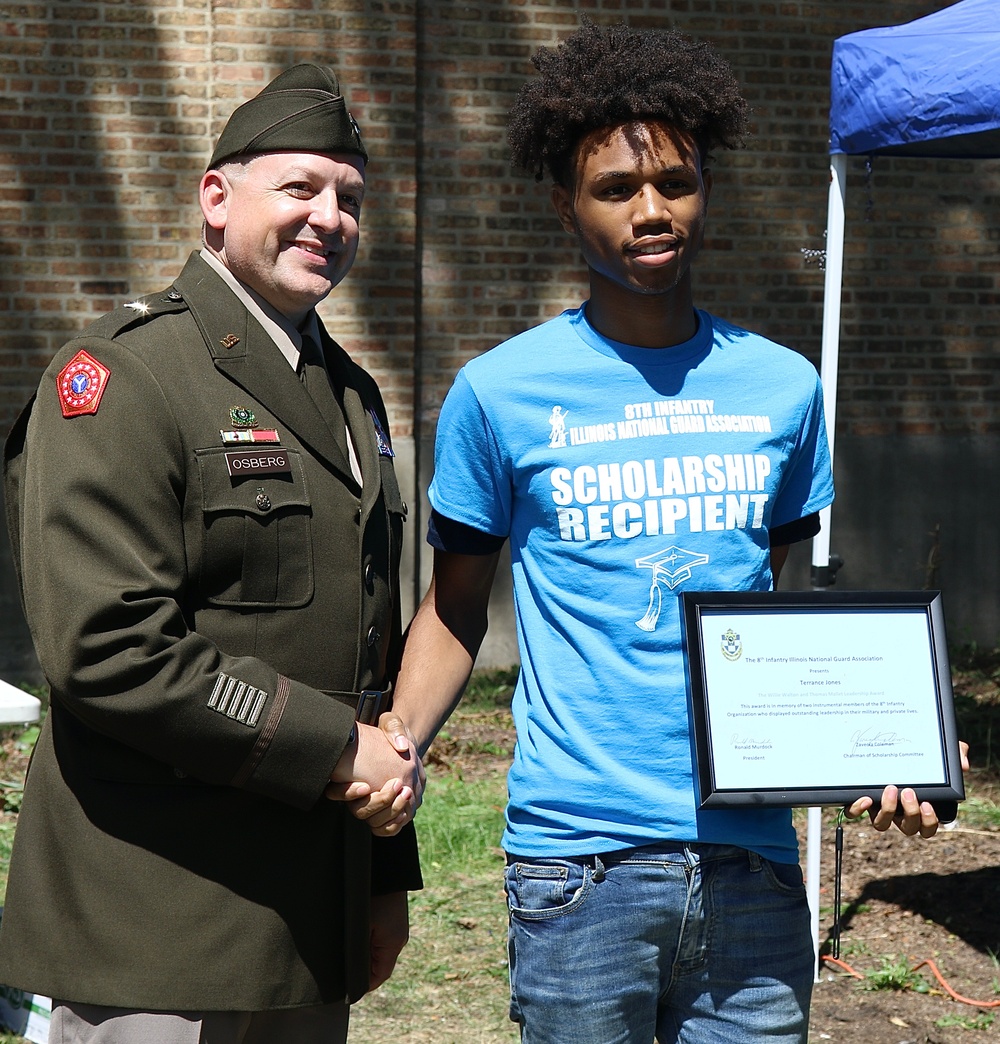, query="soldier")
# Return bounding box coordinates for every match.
[2,63,422,1043]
